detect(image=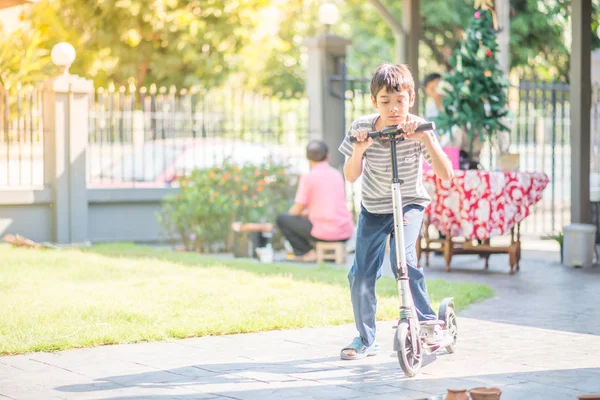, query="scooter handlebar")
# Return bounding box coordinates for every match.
[348,121,435,143]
